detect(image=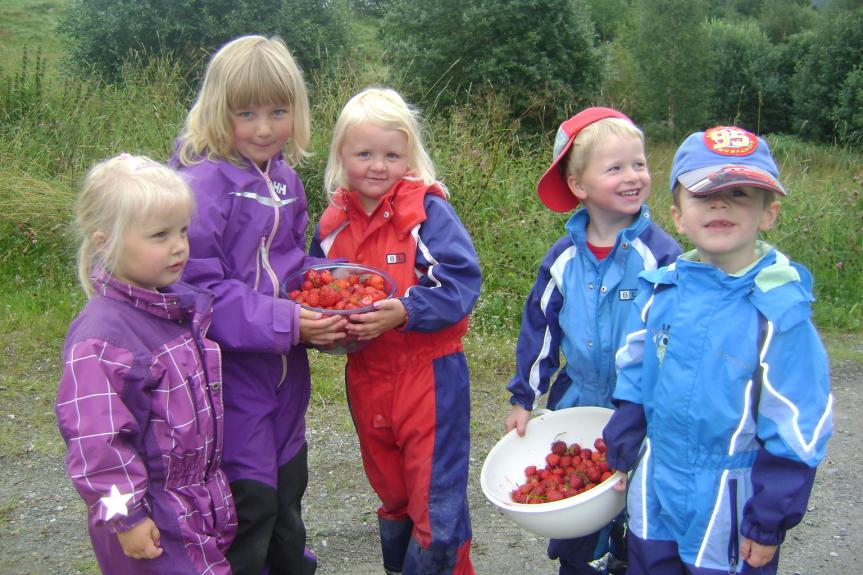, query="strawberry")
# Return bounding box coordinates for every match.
[509,435,619,504]
[550,440,567,456]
